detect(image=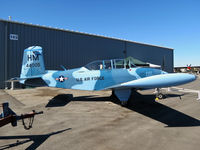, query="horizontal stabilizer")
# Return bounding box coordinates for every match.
[6,75,44,82]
